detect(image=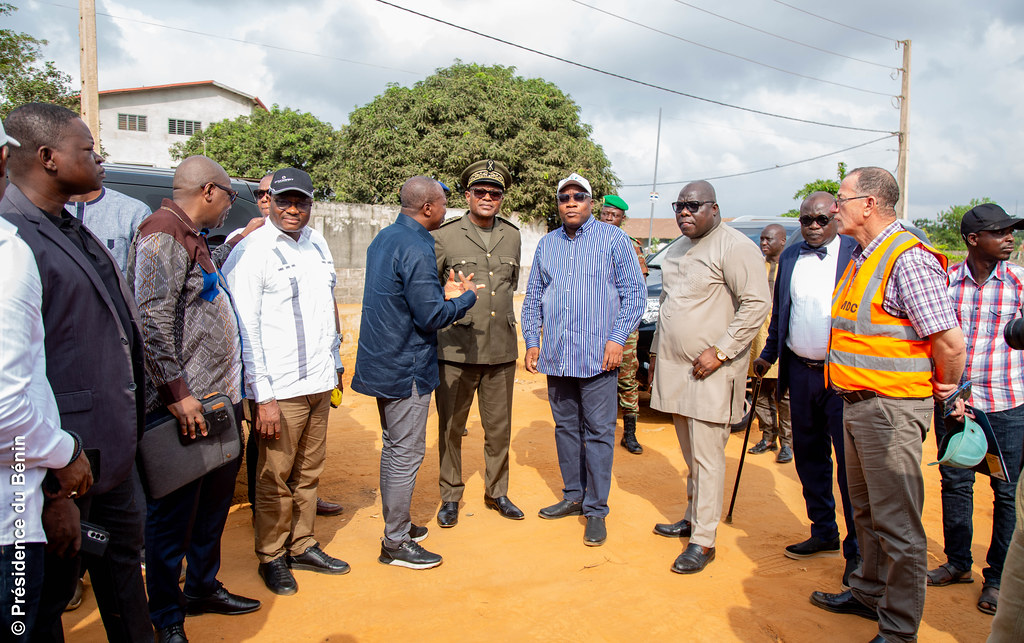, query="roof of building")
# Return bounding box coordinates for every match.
[622,218,680,241]
[99,80,268,111]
